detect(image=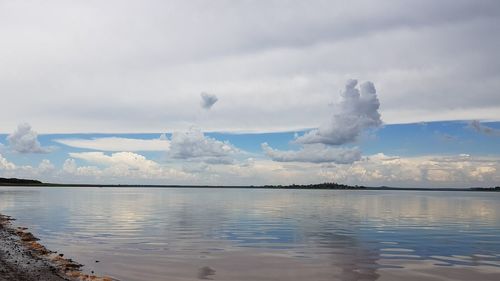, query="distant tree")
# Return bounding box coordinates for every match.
[0,177,43,185]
